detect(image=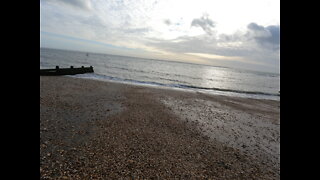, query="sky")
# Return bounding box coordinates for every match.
[40,0,280,73]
